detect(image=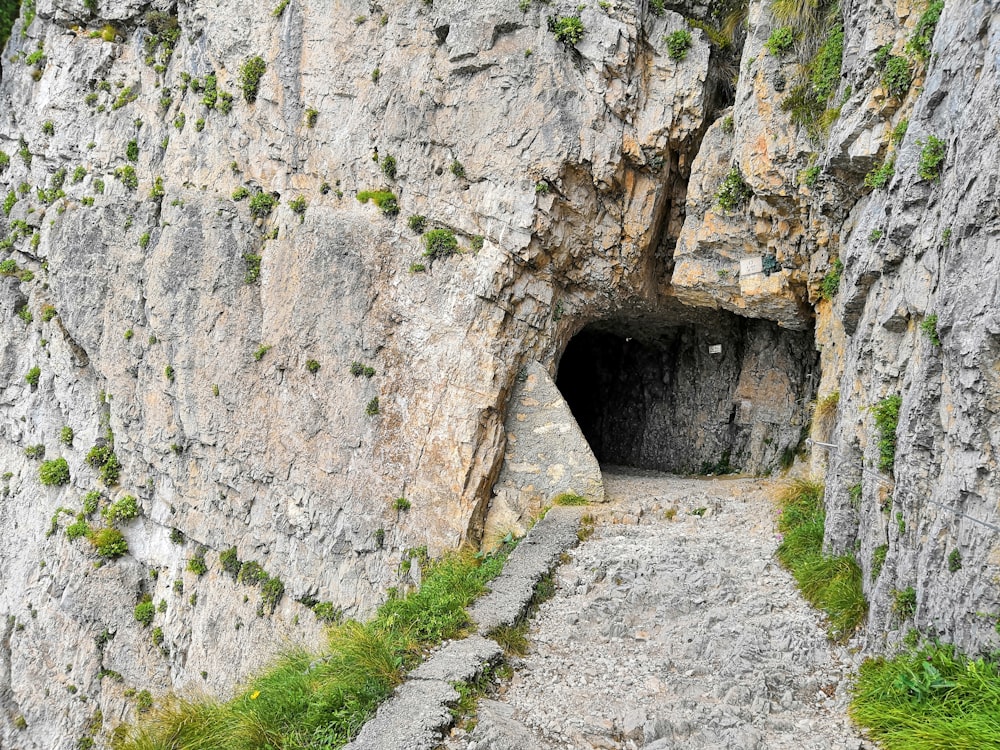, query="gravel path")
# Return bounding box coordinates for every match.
[444,469,872,750]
